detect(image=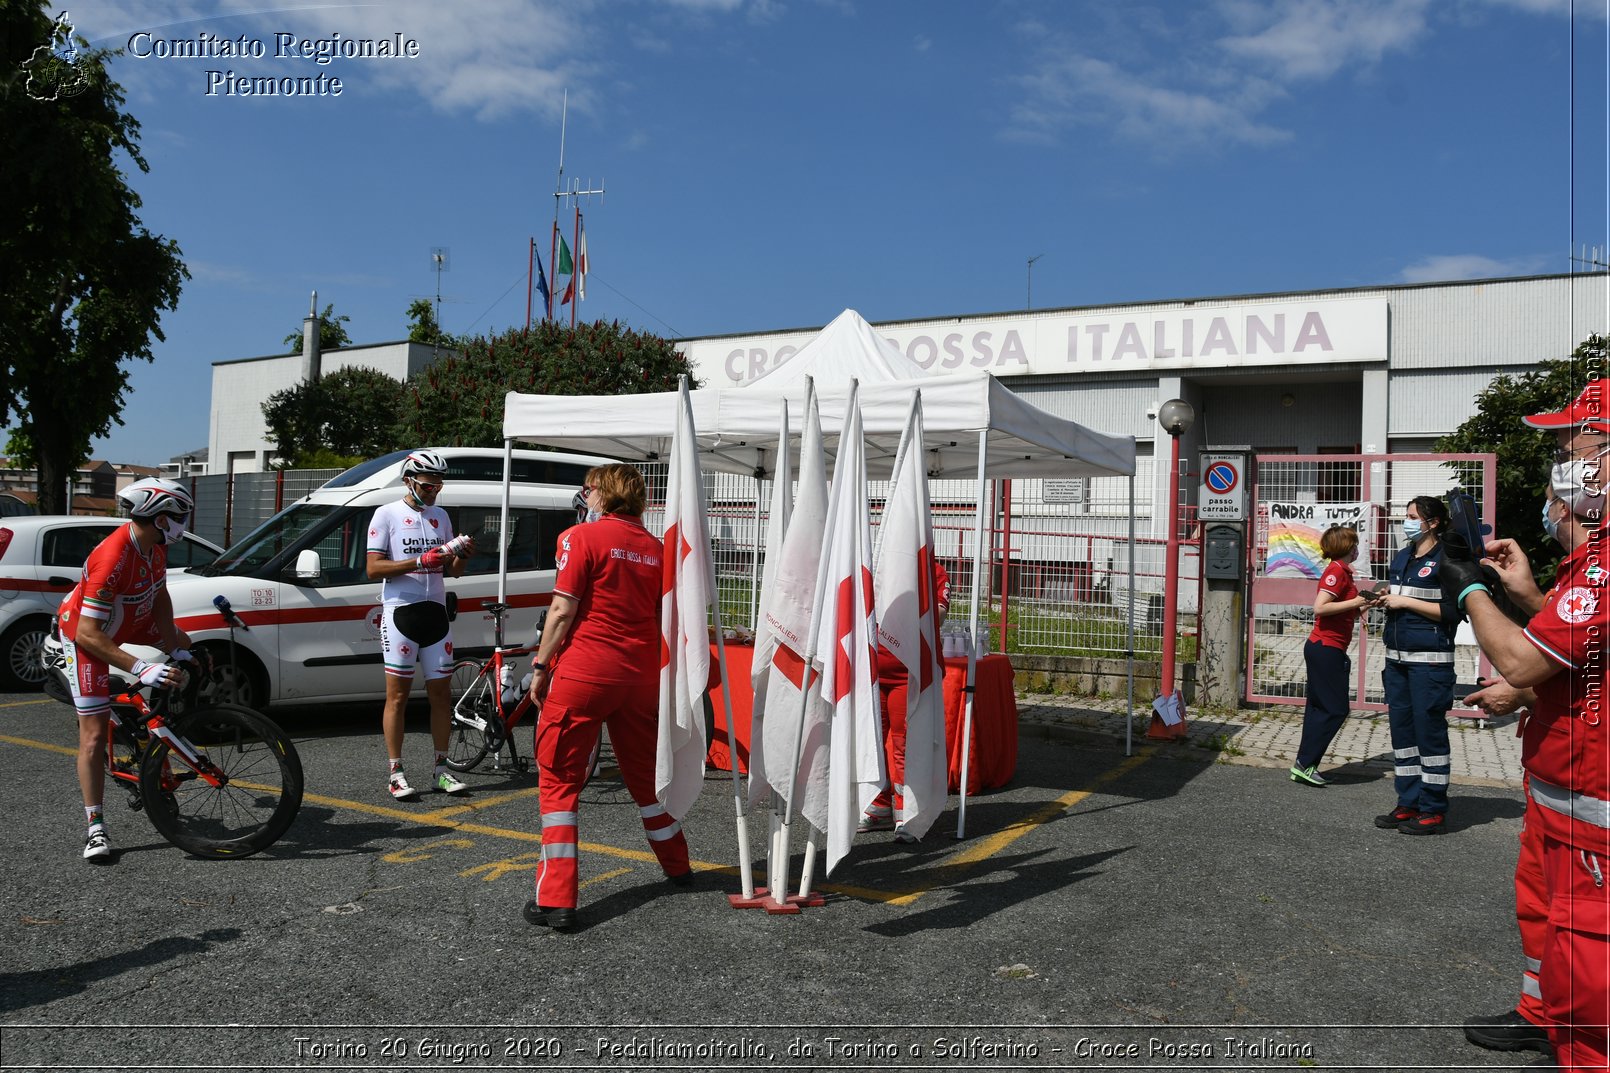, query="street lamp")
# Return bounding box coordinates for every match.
[1152,398,1195,738]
